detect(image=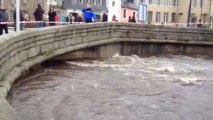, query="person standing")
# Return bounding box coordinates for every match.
[13,9,24,31]
[102,12,108,22]
[24,11,30,28]
[77,16,82,22]
[48,7,57,26]
[128,16,132,22]
[24,11,30,21]
[81,5,96,23]
[0,6,8,35]
[131,15,136,23]
[197,19,203,28]
[112,14,116,21]
[34,4,44,28]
